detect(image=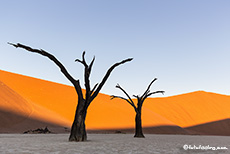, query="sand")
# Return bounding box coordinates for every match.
[0,69,230,135]
[0,134,229,154]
